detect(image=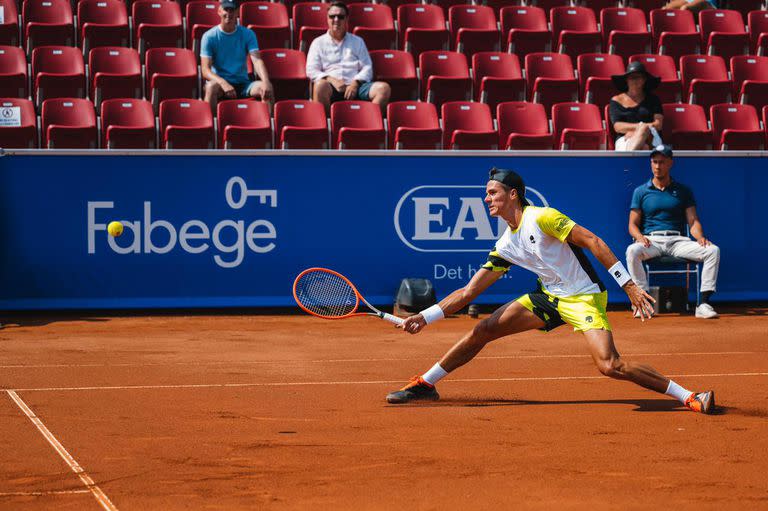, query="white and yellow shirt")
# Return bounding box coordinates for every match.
[483,207,605,297]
